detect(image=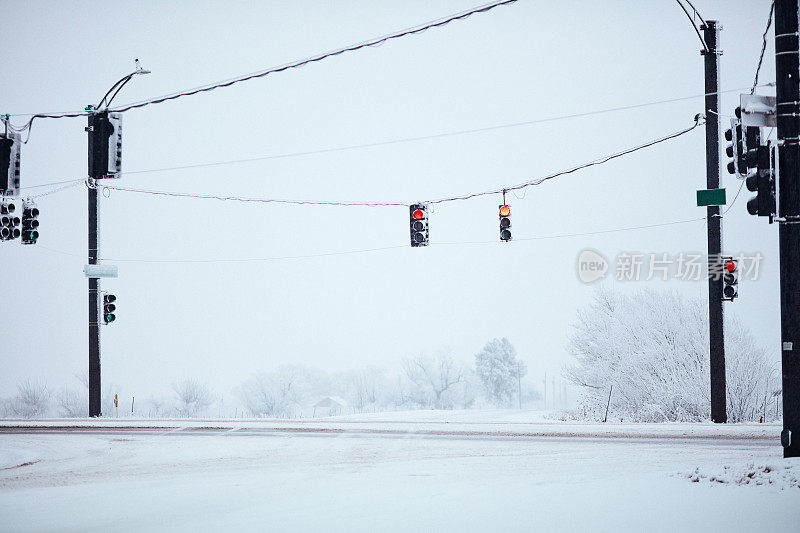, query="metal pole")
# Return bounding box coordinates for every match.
[87,108,102,418]
[775,0,800,457]
[702,21,727,423]
[517,361,522,409]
